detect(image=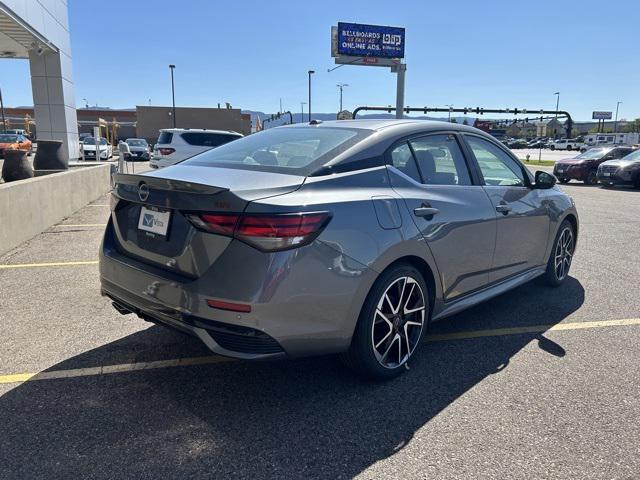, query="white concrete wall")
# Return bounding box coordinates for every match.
[3,0,79,160]
[0,164,112,256]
